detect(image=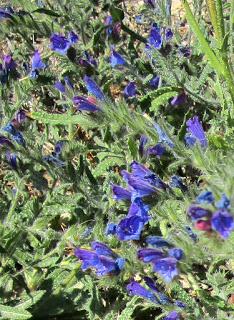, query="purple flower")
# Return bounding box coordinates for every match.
[3,55,16,72]
[0,8,14,20]
[0,135,13,147]
[116,201,149,241]
[149,75,160,89]
[75,242,125,276]
[3,123,25,145]
[73,96,100,112]
[211,210,234,239]
[165,28,173,41]
[153,257,179,282]
[116,215,145,241]
[54,81,66,93]
[179,46,191,58]
[154,124,175,148]
[139,135,148,157]
[187,205,212,221]
[168,248,184,261]
[170,175,187,192]
[121,171,158,198]
[6,151,17,170]
[164,311,181,320]
[186,116,208,148]
[54,141,64,155]
[146,236,171,248]
[50,33,71,55]
[148,24,162,49]
[215,194,230,209]
[68,31,79,44]
[130,161,167,189]
[112,184,132,201]
[12,110,27,128]
[123,82,136,98]
[30,50,46,78]
[147,143,166,157]
[196,191,214,204]
[138,248,165,263]
[171,92,187,107]
[105,223,117,235]
[83,76,105,101]
[126,281,158,303]
[144,0,156,8]
[110,50,126,67]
